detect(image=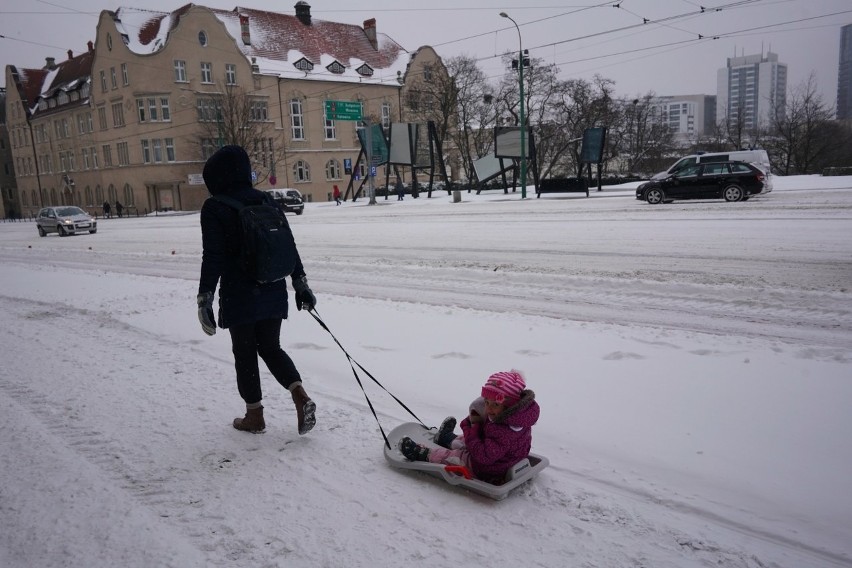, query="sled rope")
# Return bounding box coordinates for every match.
[308,308,427,449]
